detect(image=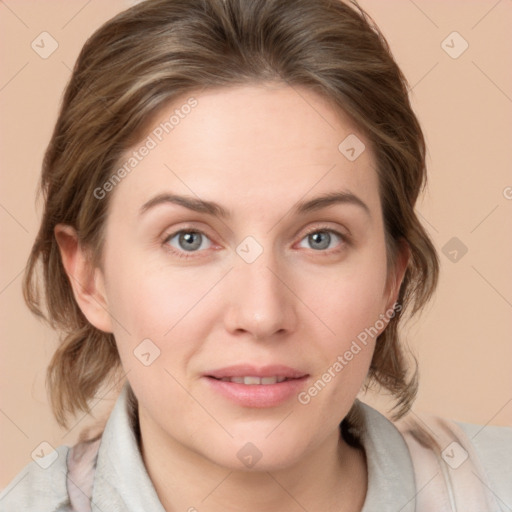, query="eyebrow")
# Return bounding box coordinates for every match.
[139,190,371,219]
